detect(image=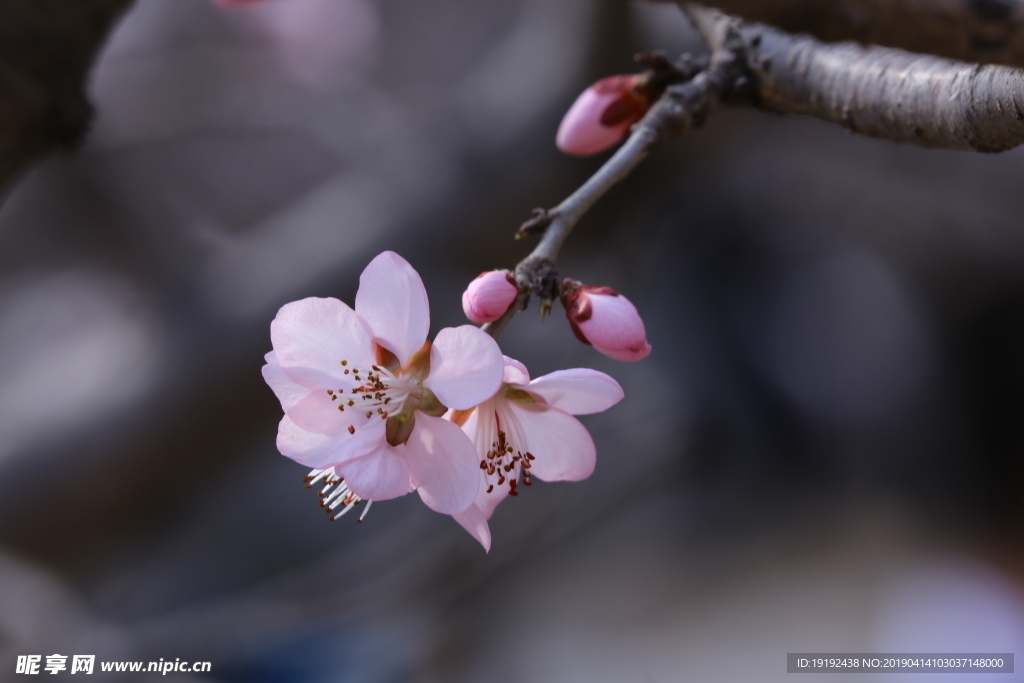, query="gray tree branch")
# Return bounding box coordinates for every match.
[673,0,1024,68]
[482,50,740,340]
[686,3,1024,153]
